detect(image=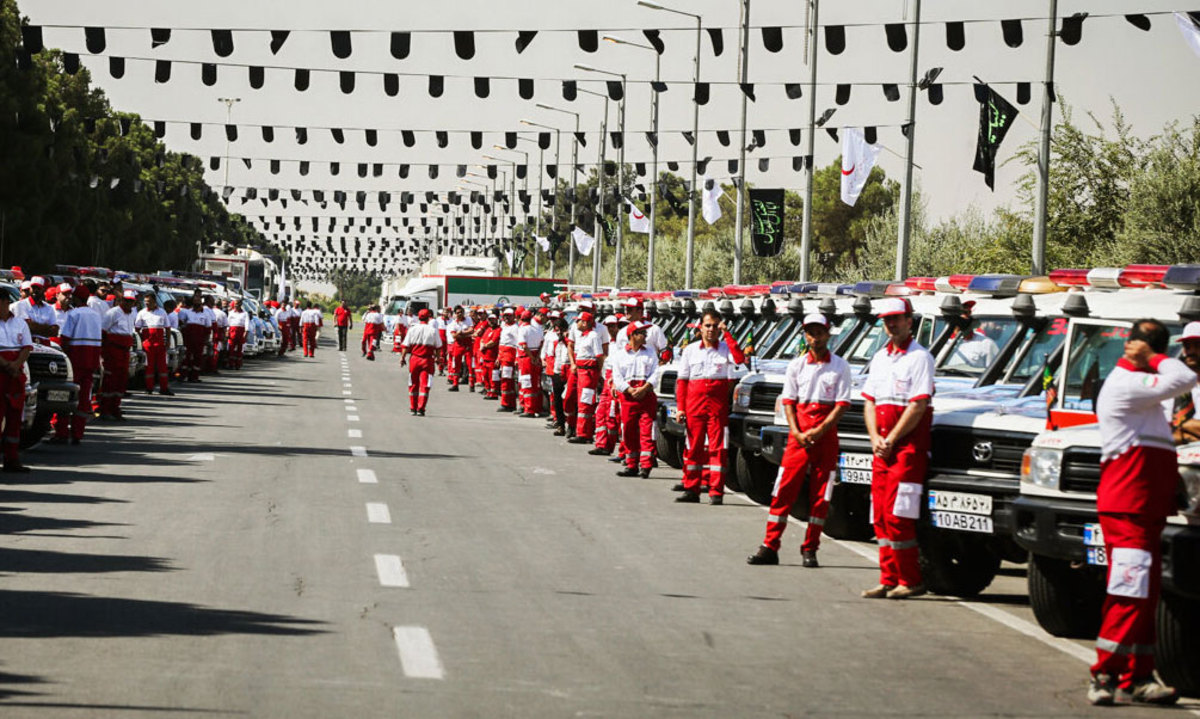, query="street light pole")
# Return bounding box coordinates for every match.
[1031,0,1058,276]
[799,0,820,282]
[733,0,751,284]
[895,0,922,281]
[576,66,628,289]
[536,104,581,284]
[217,97,241,189]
